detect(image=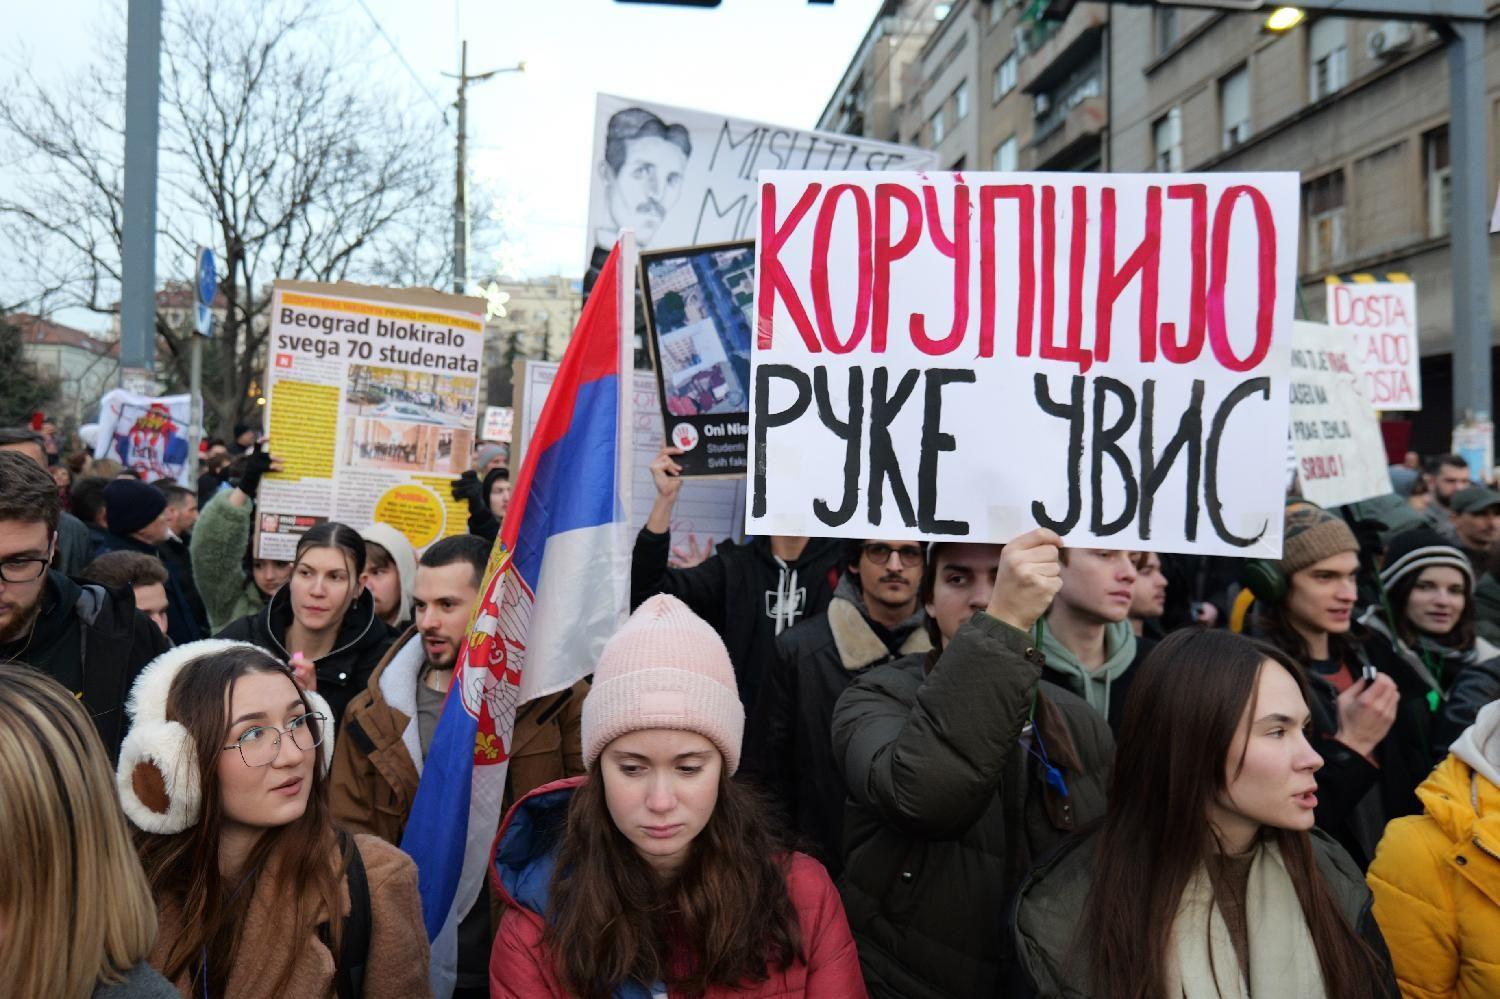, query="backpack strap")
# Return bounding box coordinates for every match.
[319,831,372,999]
